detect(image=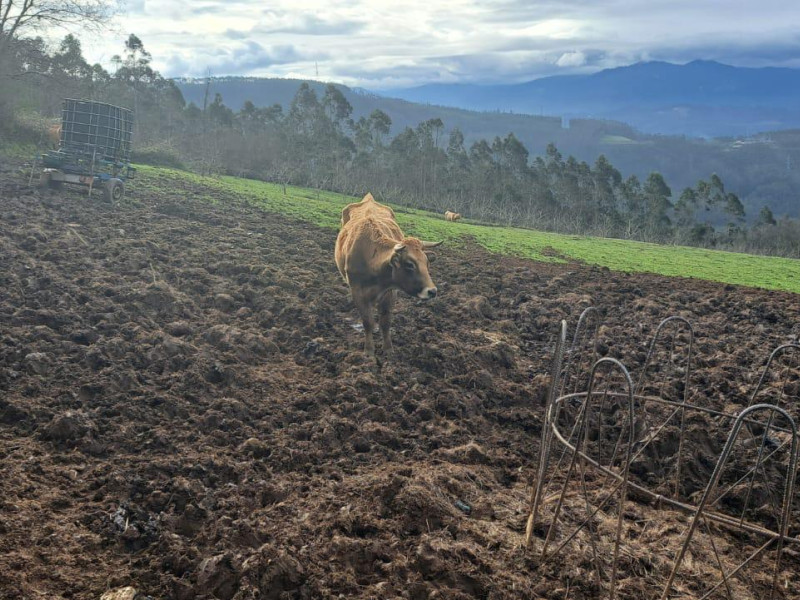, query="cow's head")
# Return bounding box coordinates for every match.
[390,238,442,299]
